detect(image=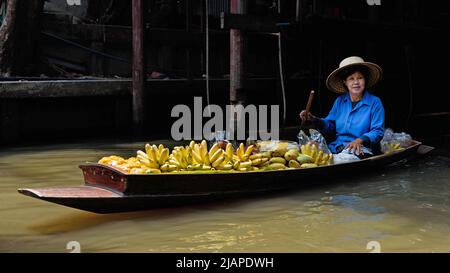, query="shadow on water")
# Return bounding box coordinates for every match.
[27,193,281,235]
